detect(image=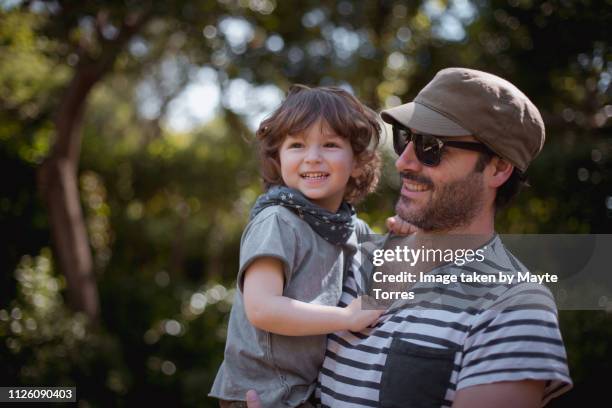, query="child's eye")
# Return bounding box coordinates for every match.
[288,142,304,148]
[324,142,340,148]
